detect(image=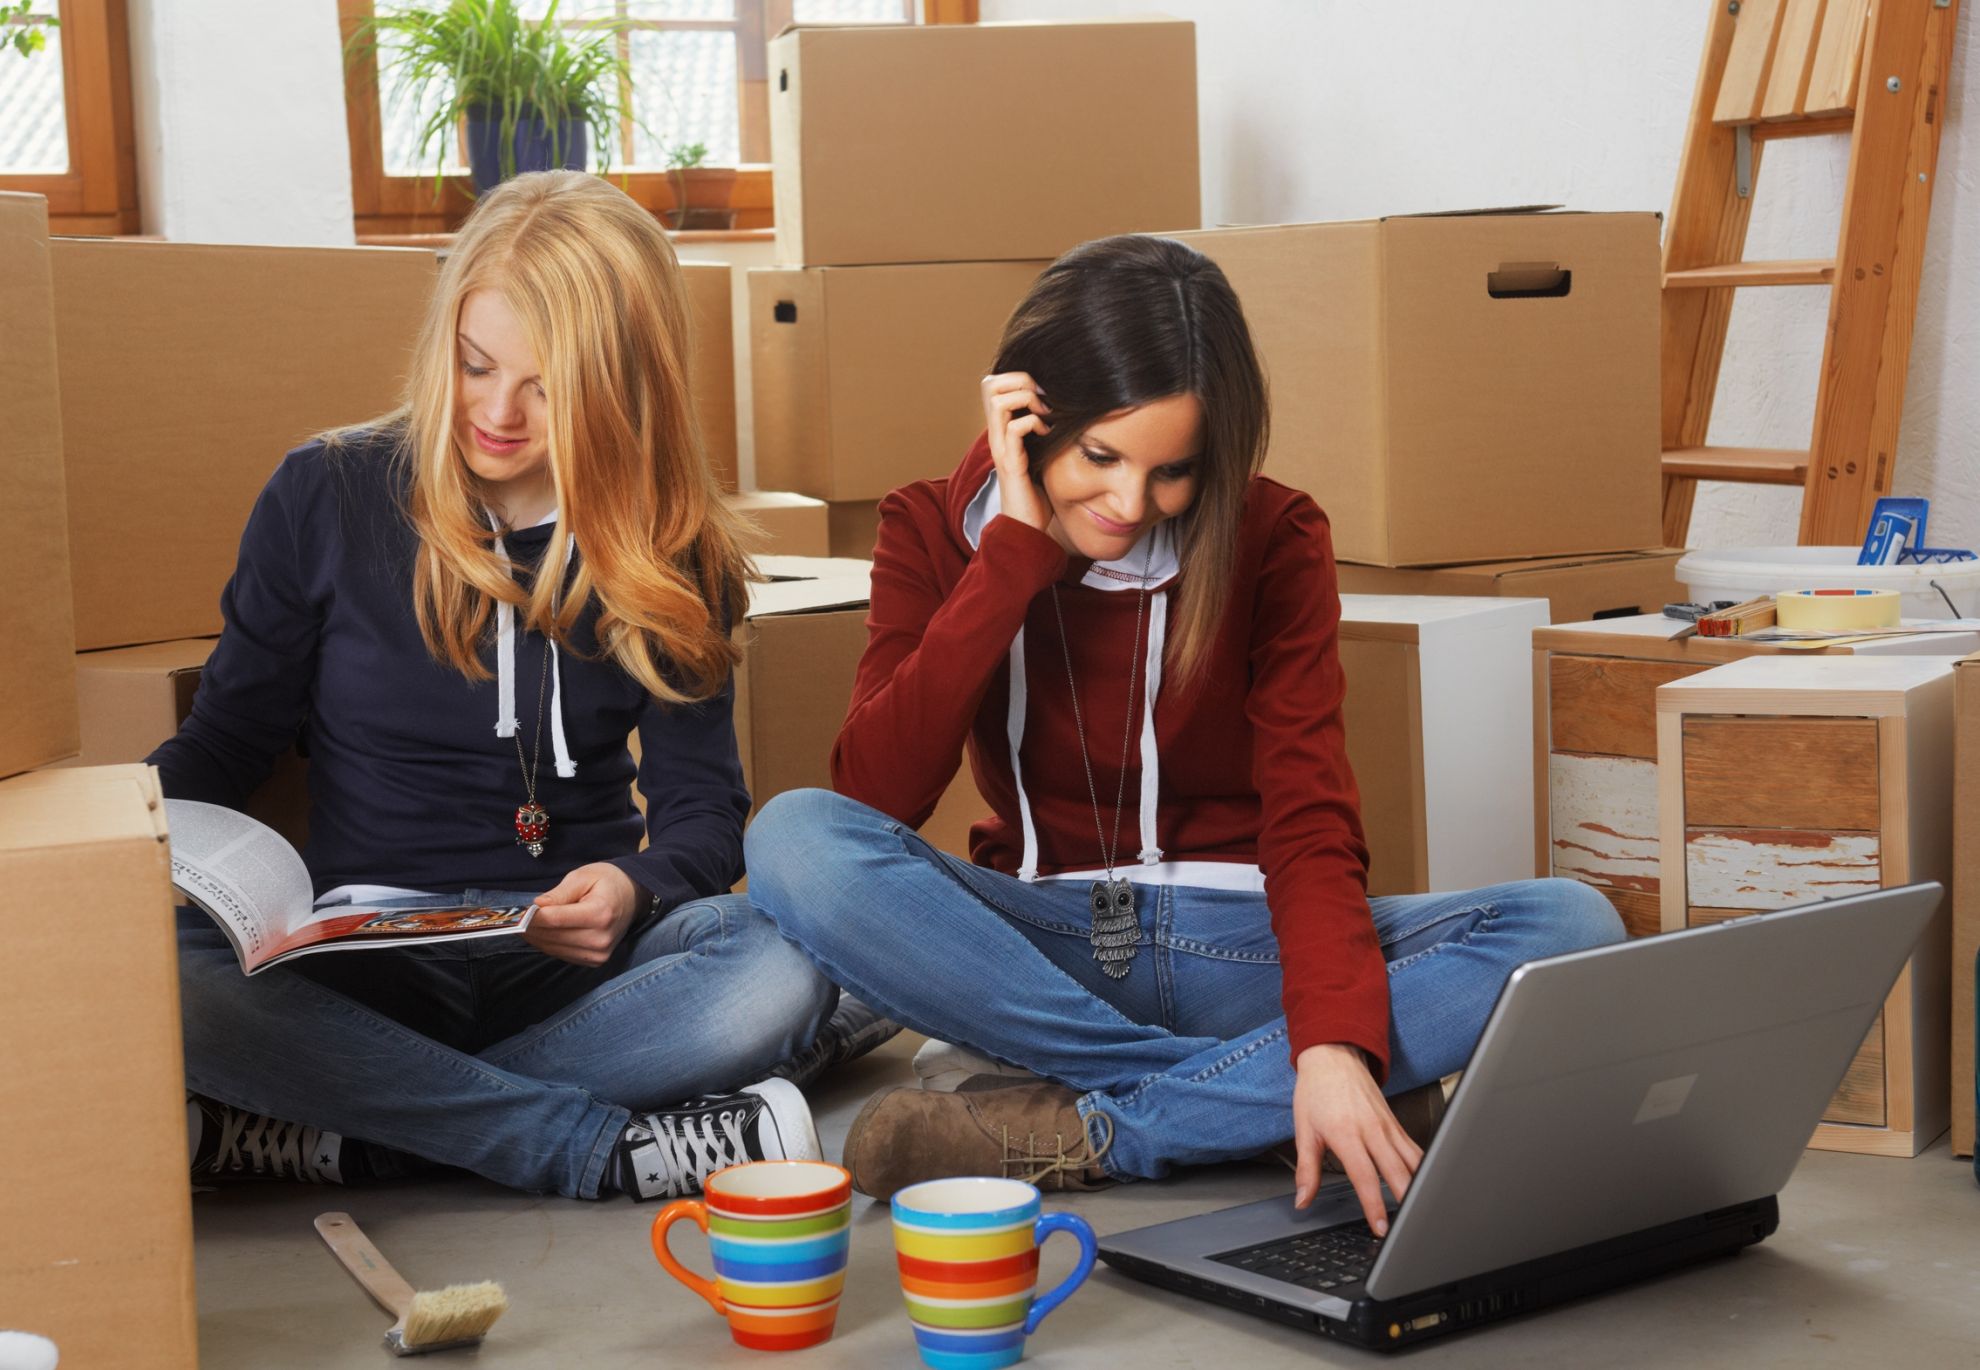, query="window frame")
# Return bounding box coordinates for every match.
[0,0,140,236]
[340,0,978,238]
